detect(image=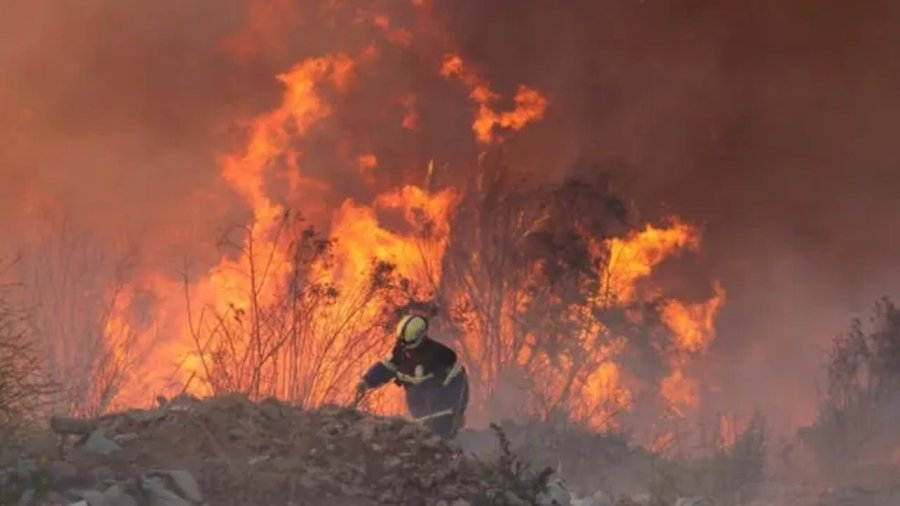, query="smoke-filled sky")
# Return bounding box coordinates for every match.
[2,0,899,428]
